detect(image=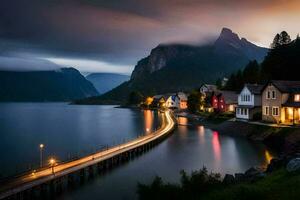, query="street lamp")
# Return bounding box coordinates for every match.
[49,158,56,174]
[39,144,44,168]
